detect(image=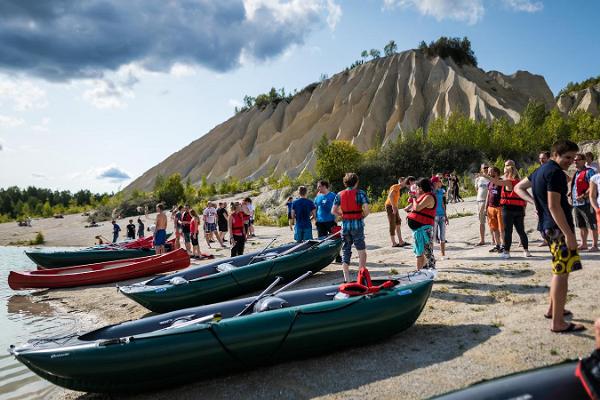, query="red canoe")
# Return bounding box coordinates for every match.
[8,249,190,290]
